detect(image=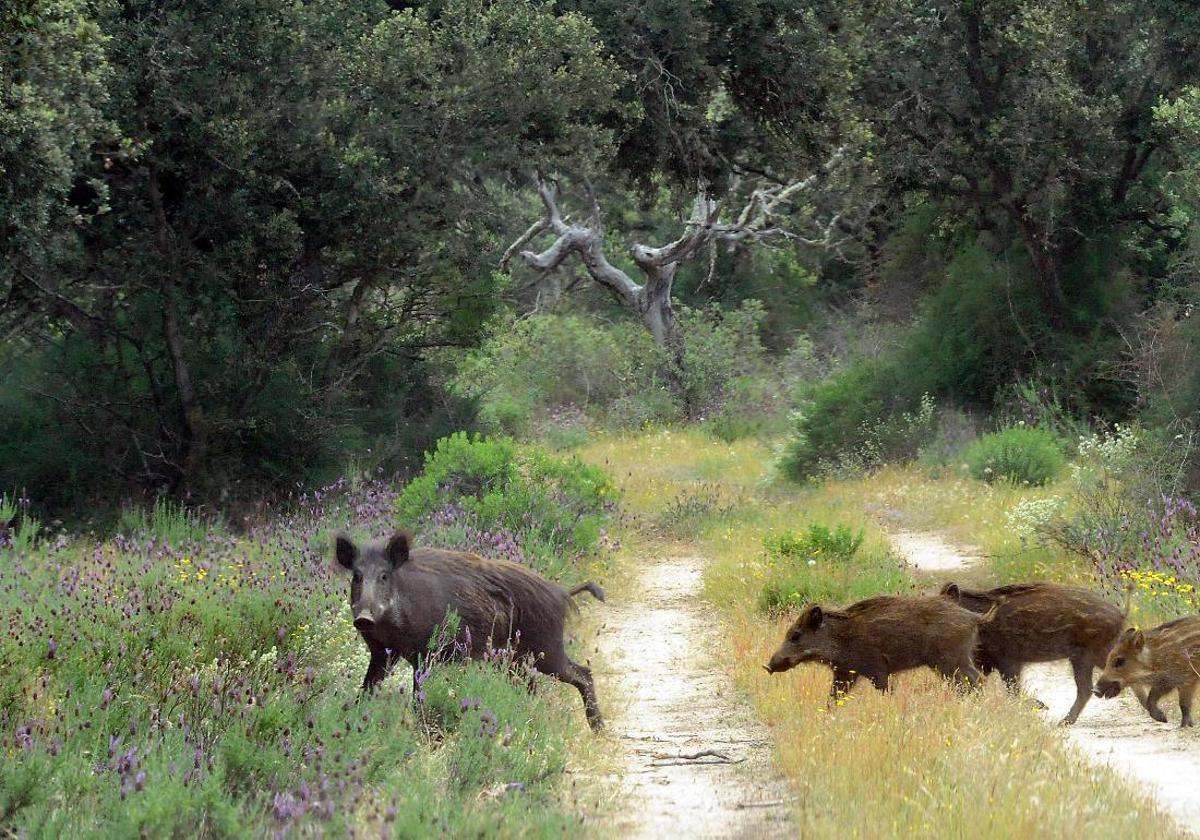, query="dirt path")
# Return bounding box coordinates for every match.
[594,554,793,838]
[890,528,1200,833]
